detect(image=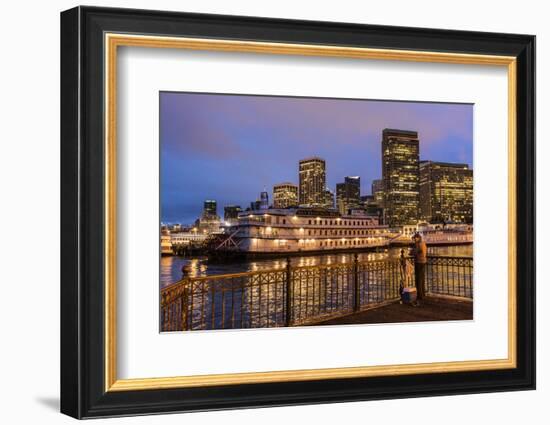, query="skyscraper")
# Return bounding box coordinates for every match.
[224,205,242,222]
[299,157,326,207]
[336,176,361,215]
[199,199,221,234]
[381,129,420,226]
[324,188,335,210]
[371,179,385,207]
[259,190,269,210]
[419,161,473,223]
[273,183,299,208]
[203,200,217,218]
[250,200,261,211]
